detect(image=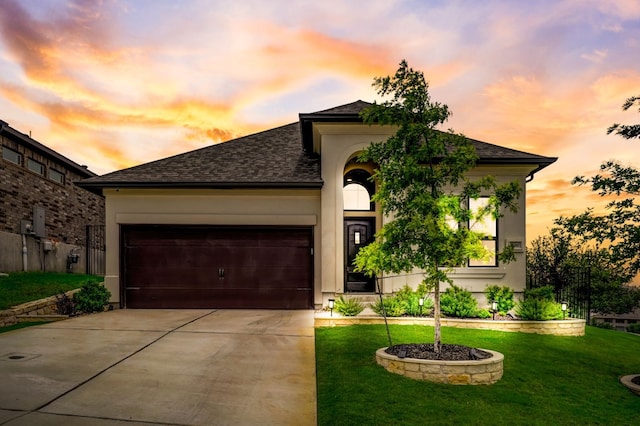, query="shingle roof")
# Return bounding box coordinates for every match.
[78,100,557,194]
